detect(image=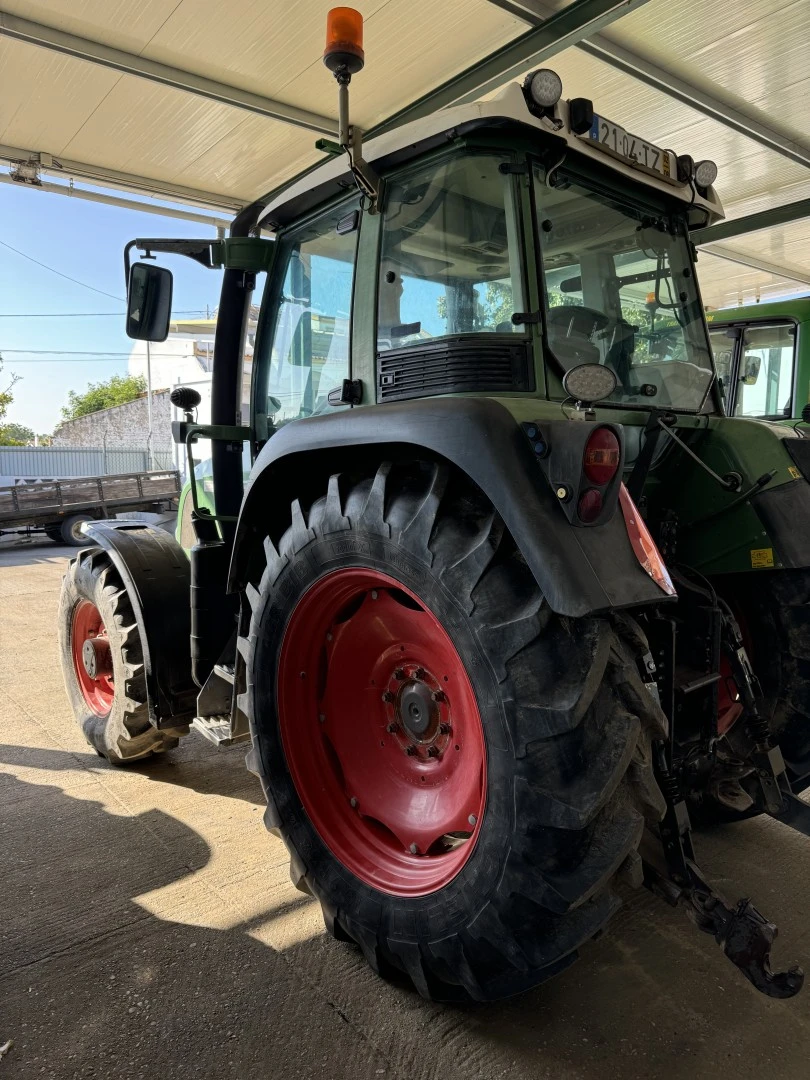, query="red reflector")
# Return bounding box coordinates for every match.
[577,488,603,523]
[618,485,676,596]
[583,428,620,485]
